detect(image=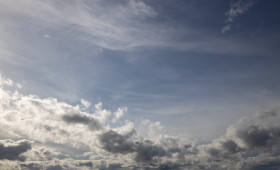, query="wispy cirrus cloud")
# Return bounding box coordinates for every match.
[0,0,271,65]
[0,0,161,51]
